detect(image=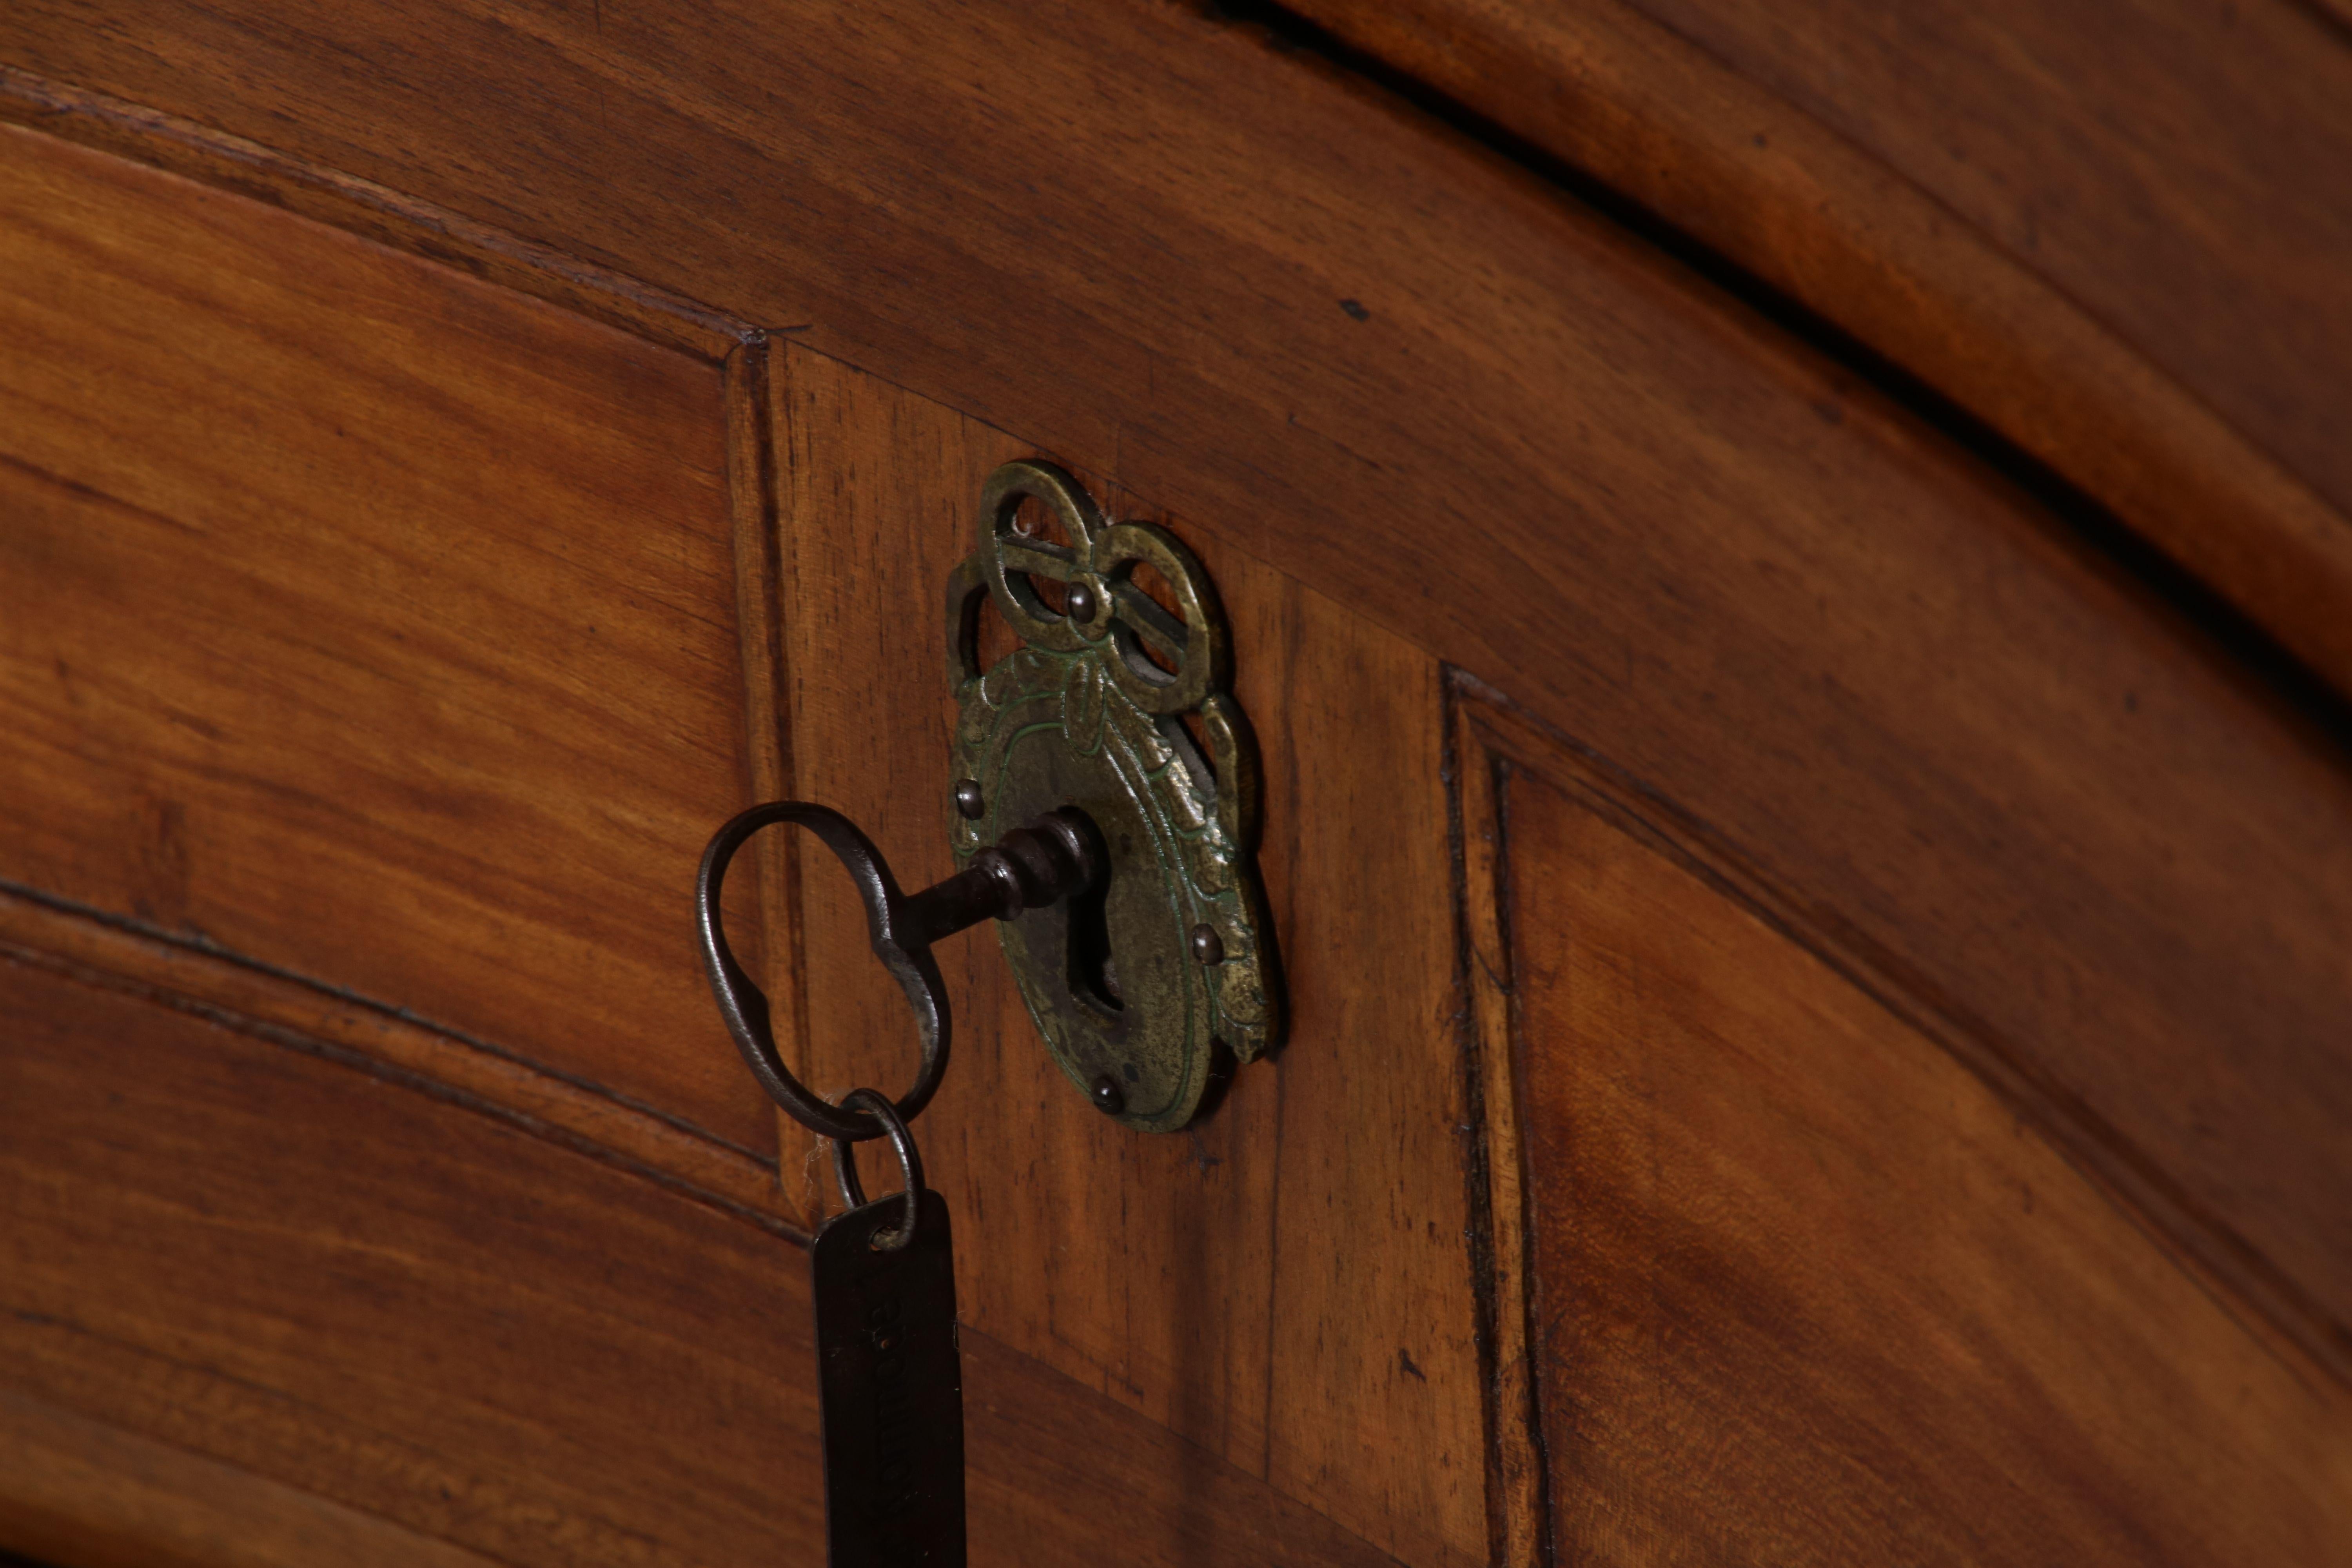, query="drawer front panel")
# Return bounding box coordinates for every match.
[1458,704,2352,1563]
[0,126,772,1151]
[0,937,1399,1568]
